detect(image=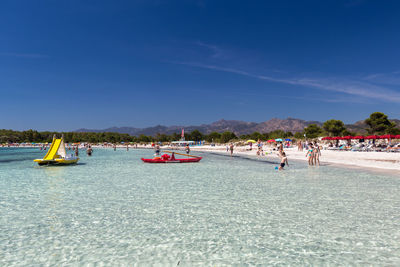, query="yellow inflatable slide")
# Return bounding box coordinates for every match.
[34,135,79,166]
